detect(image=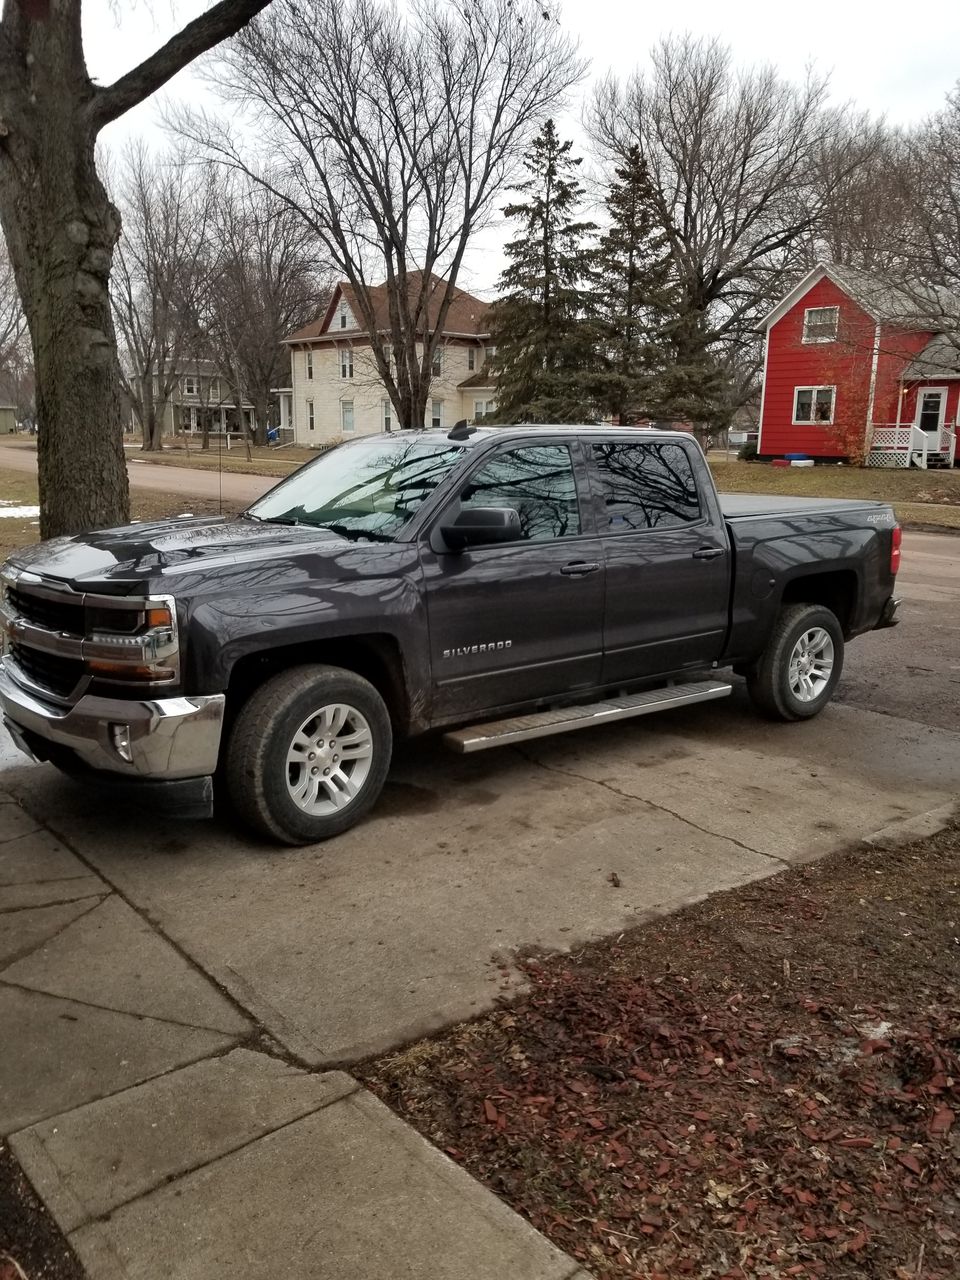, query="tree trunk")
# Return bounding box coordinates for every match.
[0,7,129,539]
[253,395,269,447]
